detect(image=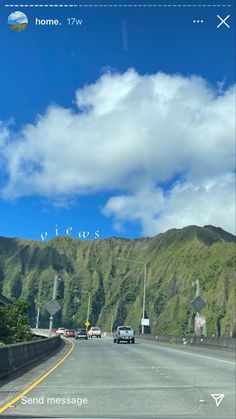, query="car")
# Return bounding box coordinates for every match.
[63,329,76,338]
[55,327,66,335]
[113,326,135,344]
[88,327,102,338]
[75,328,88,340]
